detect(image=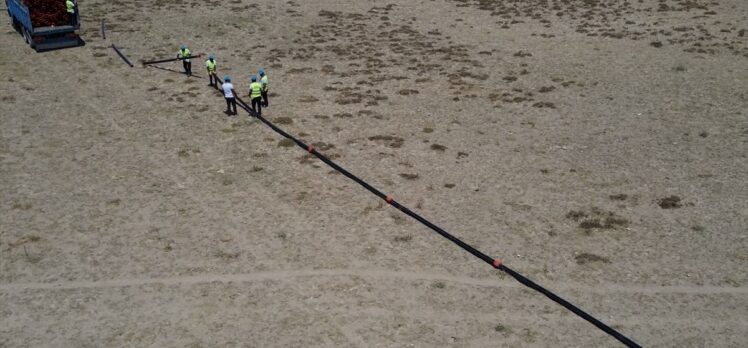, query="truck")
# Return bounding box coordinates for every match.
[5,0,81,51]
